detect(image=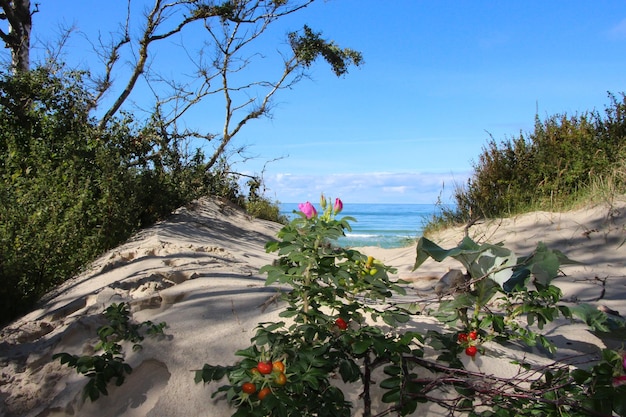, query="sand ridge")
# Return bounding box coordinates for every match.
[1,196,625,416]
